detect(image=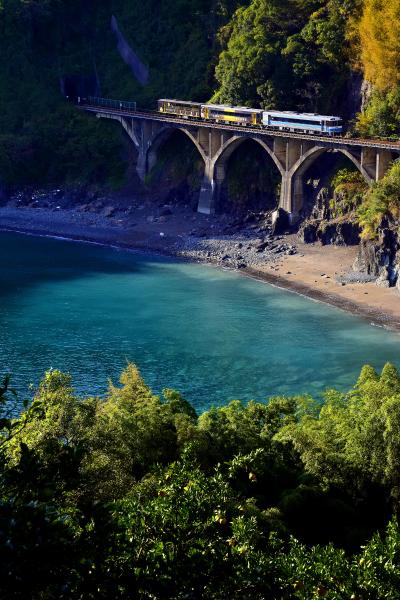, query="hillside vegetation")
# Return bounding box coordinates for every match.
[2,363,400,597]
